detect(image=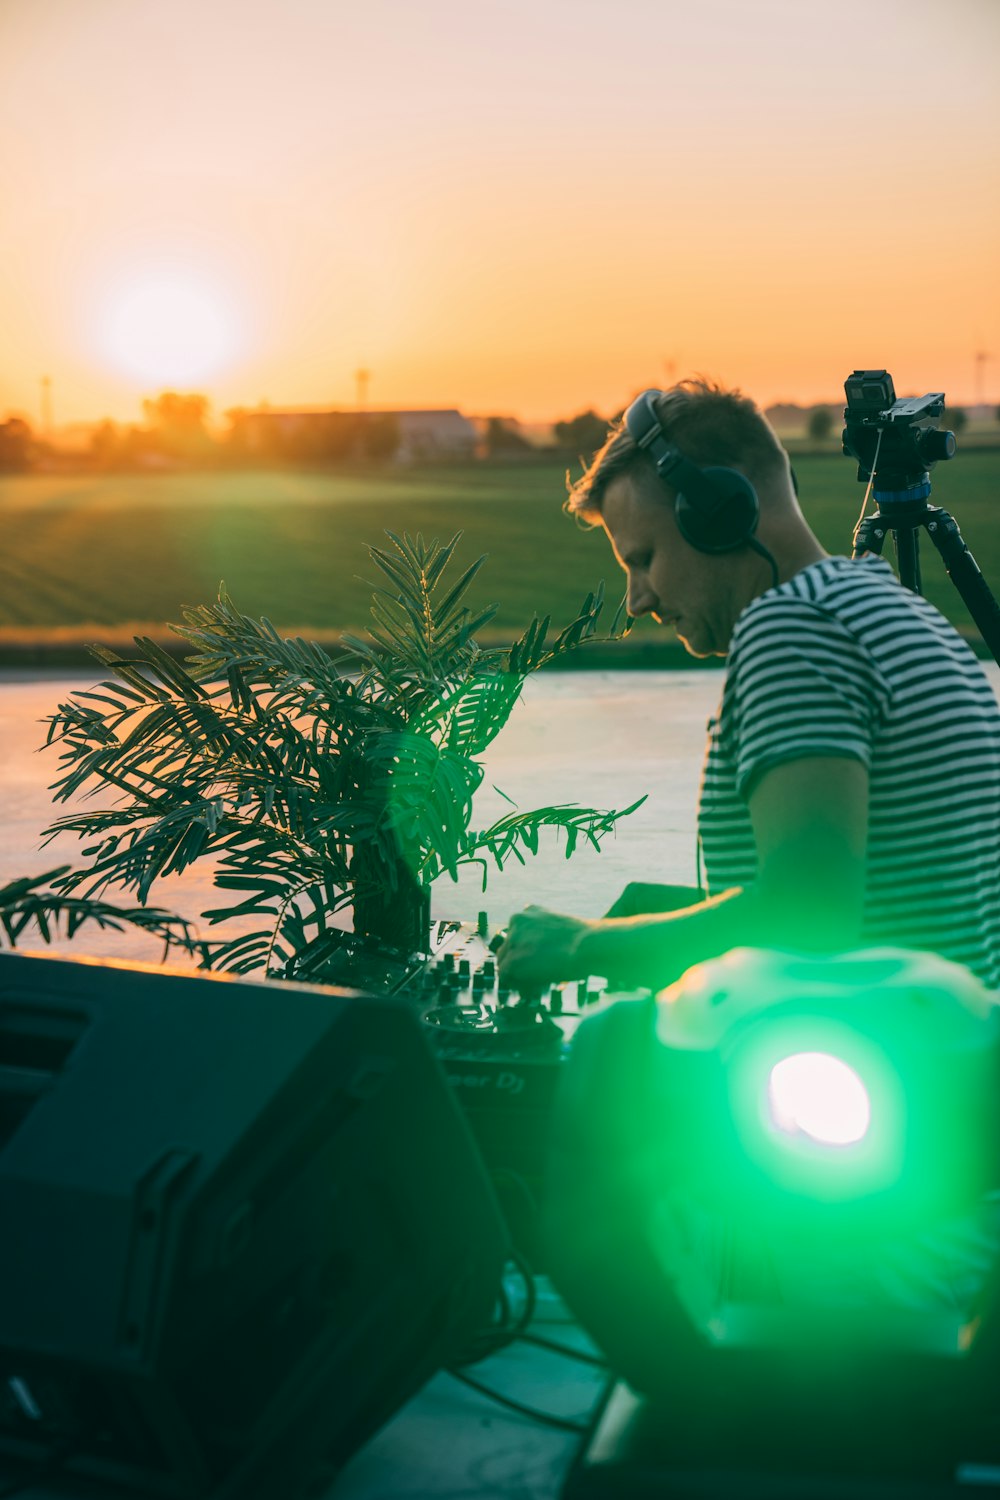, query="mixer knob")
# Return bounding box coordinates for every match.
[441,953,455,973]
[481,958,495,982]
[477,909,489,938]
[458,957,471,979]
